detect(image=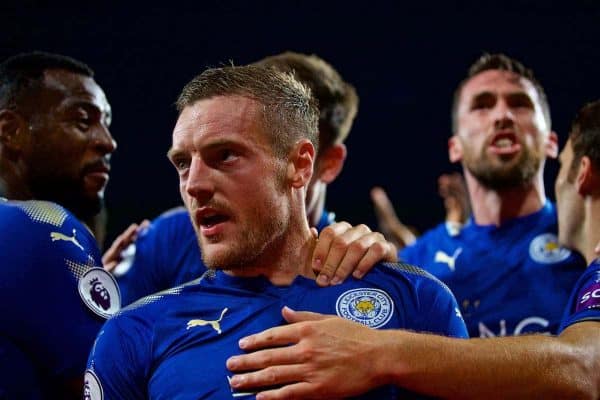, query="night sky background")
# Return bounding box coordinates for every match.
[2,1,600,247]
